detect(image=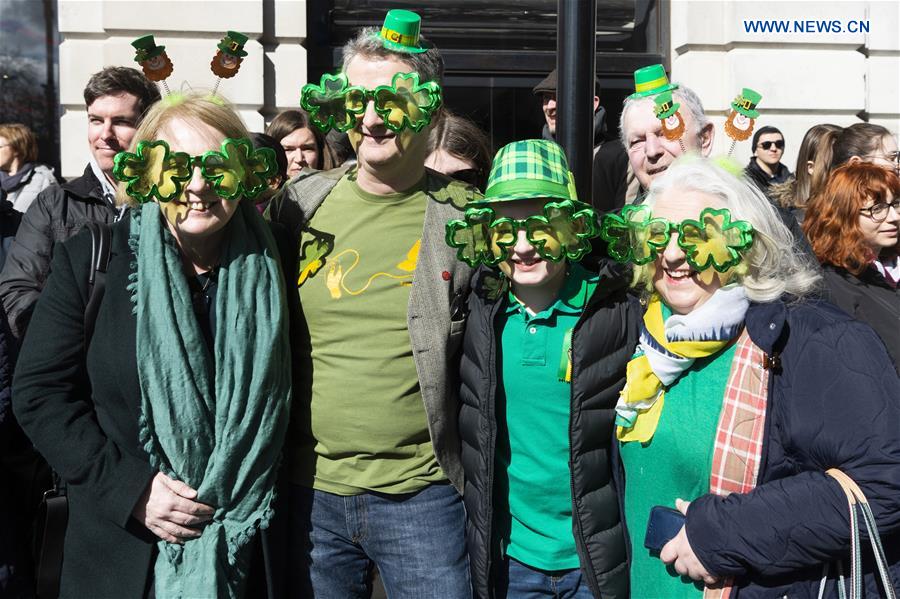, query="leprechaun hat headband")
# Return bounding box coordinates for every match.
[628,63,678,99]
[218,30,249,57]
[131,35,166,61]
[731,88,761,118]
[378,9,428,54]
[473,139,578,205]
[654,90,680,119]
